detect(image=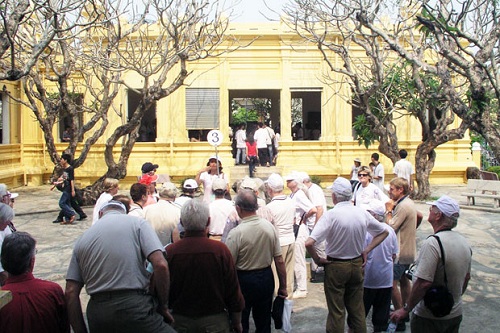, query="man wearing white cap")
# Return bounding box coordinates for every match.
[0,184,18,209]
[175,179,199,207]
[301,172,327,282]
[285,171,317,299]
[265,173,296,299]
[306,177,388,333]
[391,195,472,333]
[209,178,238,240]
